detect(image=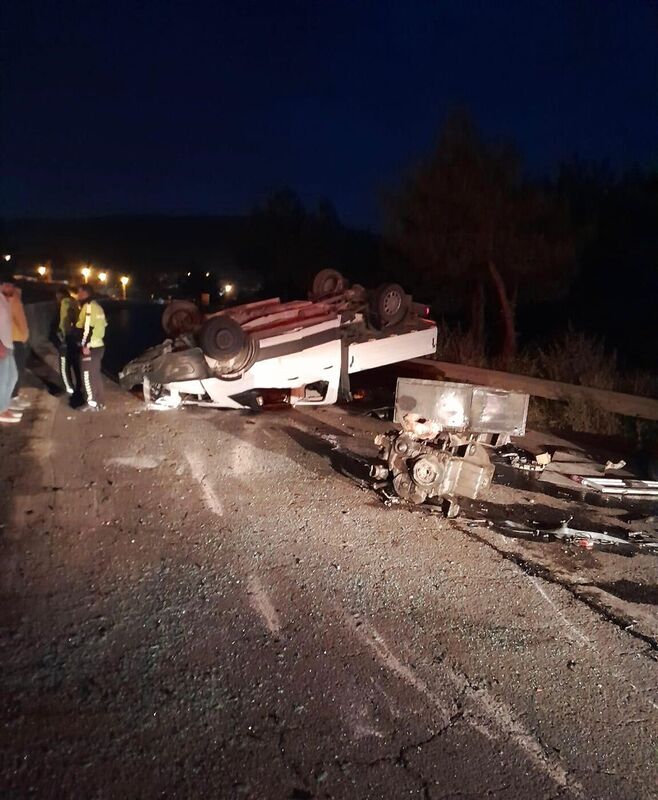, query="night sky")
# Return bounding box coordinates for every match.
[3,0,657,228]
